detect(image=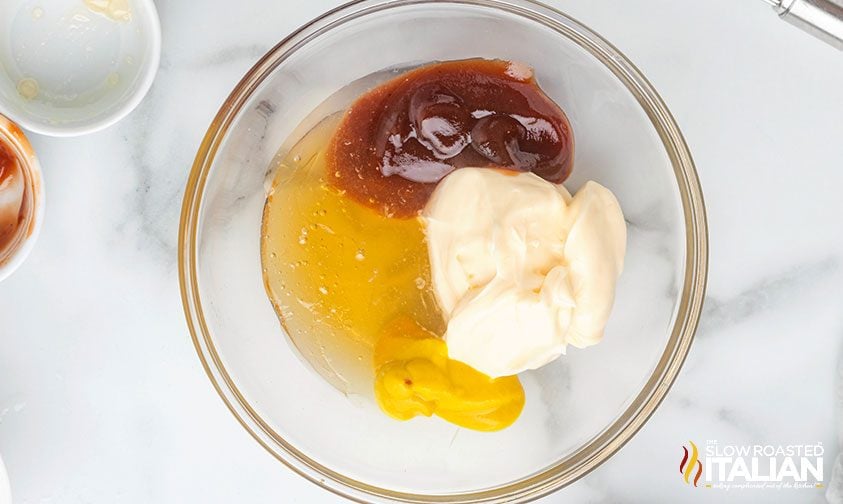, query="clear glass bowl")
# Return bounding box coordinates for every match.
[178,1,708,502]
